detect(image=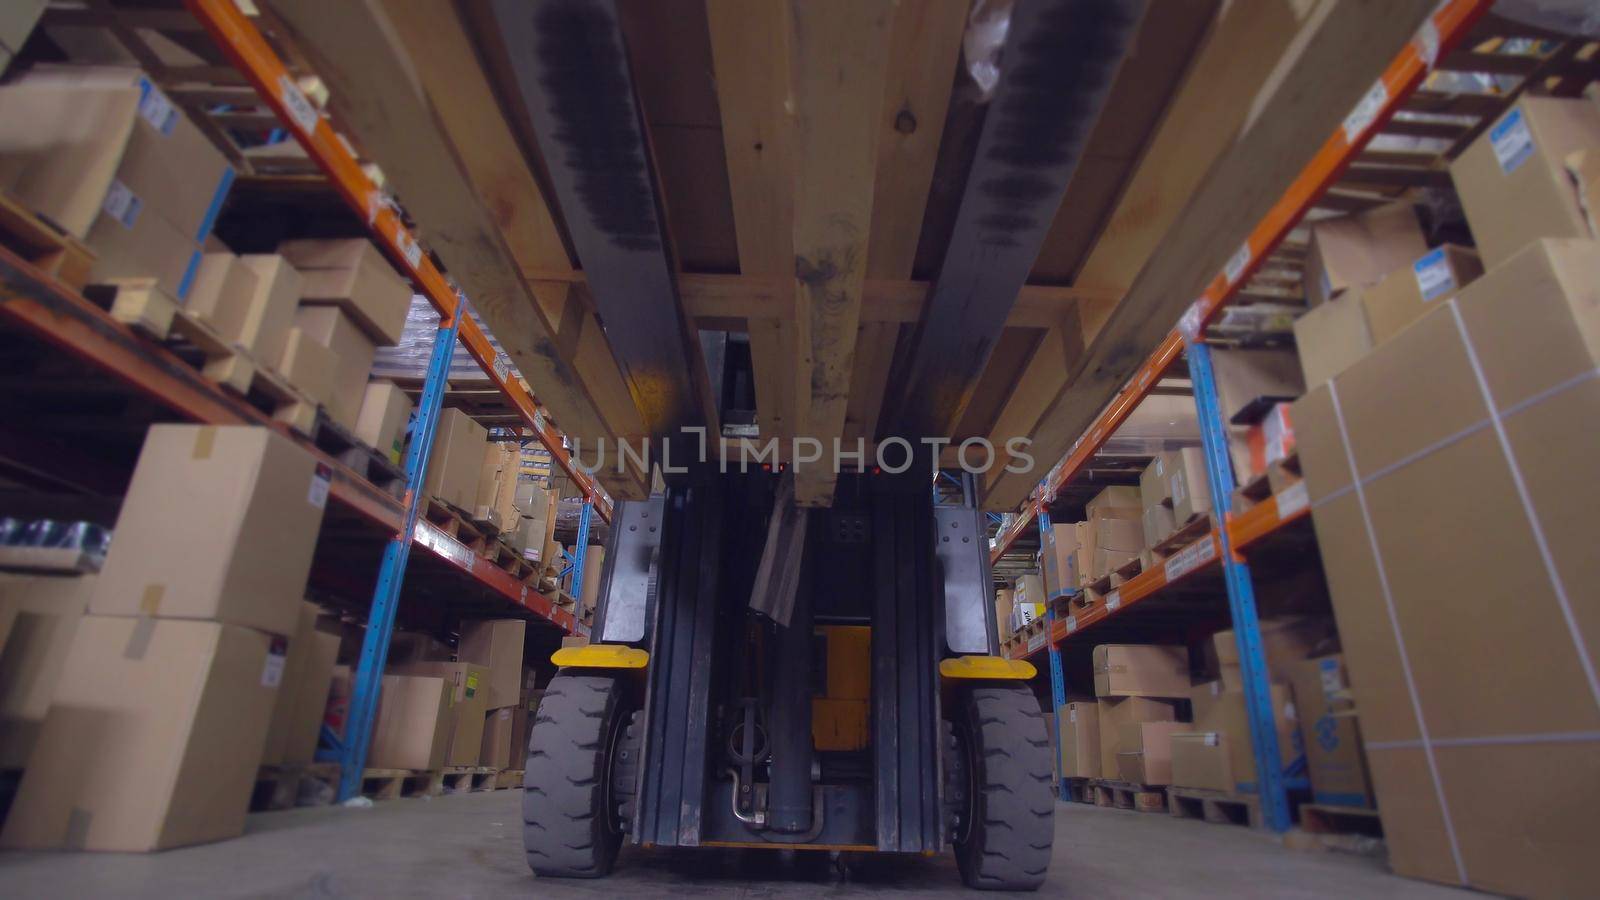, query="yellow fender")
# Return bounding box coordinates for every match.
[939,655,1035,681]
[551,644,650,670]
